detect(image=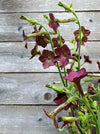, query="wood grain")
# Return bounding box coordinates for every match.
[0,42,100,72]
[0,0,100,12]
[0,12,100,41]
[0,73,97,104]
[0,105,66,134]
[0,73,59,104]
